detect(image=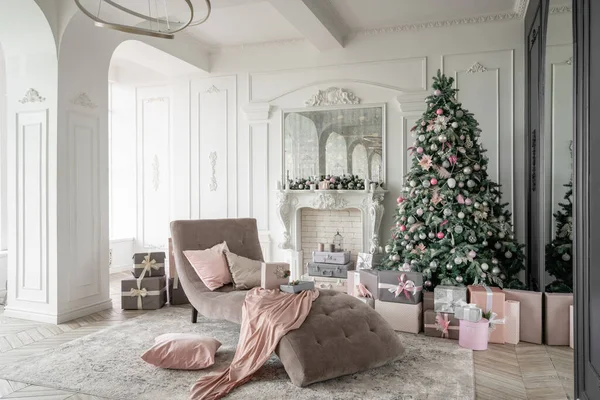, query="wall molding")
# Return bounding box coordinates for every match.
[70,92,97,109]
[466,62,489,74]
[395,91,428,112]
[549,5,572,14]
[209,151,218,192]
[243,102,272,123]
[18,89,46,104]
[305,87,360,106]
